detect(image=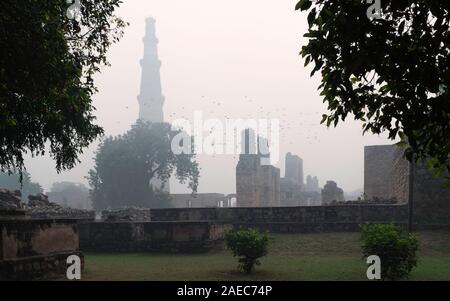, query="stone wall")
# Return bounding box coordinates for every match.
[390,147,410,203]
[236,154,281,207]
[102,207,152,221]
[413,163,450,225]
[78,221,232,253]
[148,205,411,233]
[148,205,450,232]
[149,205,407,224]
[364,145,397,200]
[364,144,449,225]
[0,219,83,280]
[78,206,413,253]
[260,165,280,207]
[236,154,260,207]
